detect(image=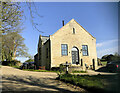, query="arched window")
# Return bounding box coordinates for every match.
[73,28,75,34]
